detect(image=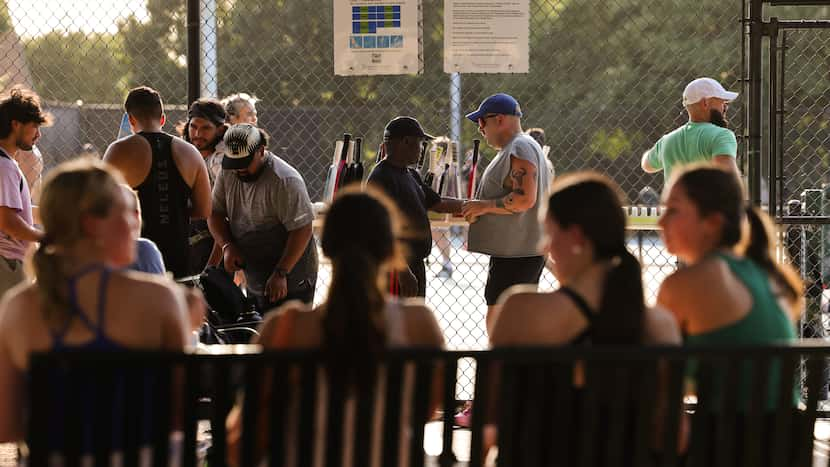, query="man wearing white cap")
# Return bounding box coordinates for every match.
[207,123,318,314]
[641,77,740,184]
